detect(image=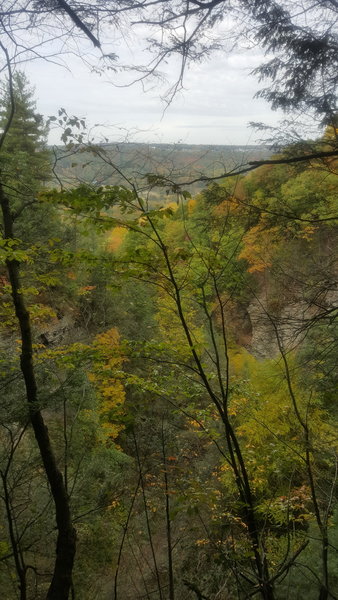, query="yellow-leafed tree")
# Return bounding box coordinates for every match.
[88,328,126,443]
